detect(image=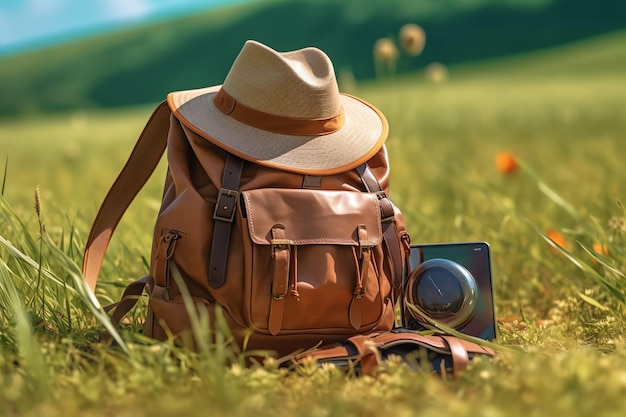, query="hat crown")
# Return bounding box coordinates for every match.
[222,40,342,119]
